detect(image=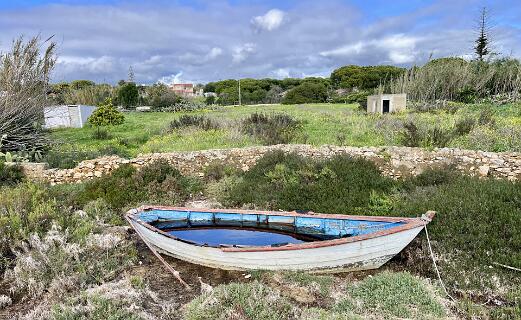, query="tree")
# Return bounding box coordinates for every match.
[475,7,491,61]
[282,82,328,104]
[117,82,139,108]
[88,98,124,136]
[0,35,56,152]
[70,79,95,90]
[330,65,405,89]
